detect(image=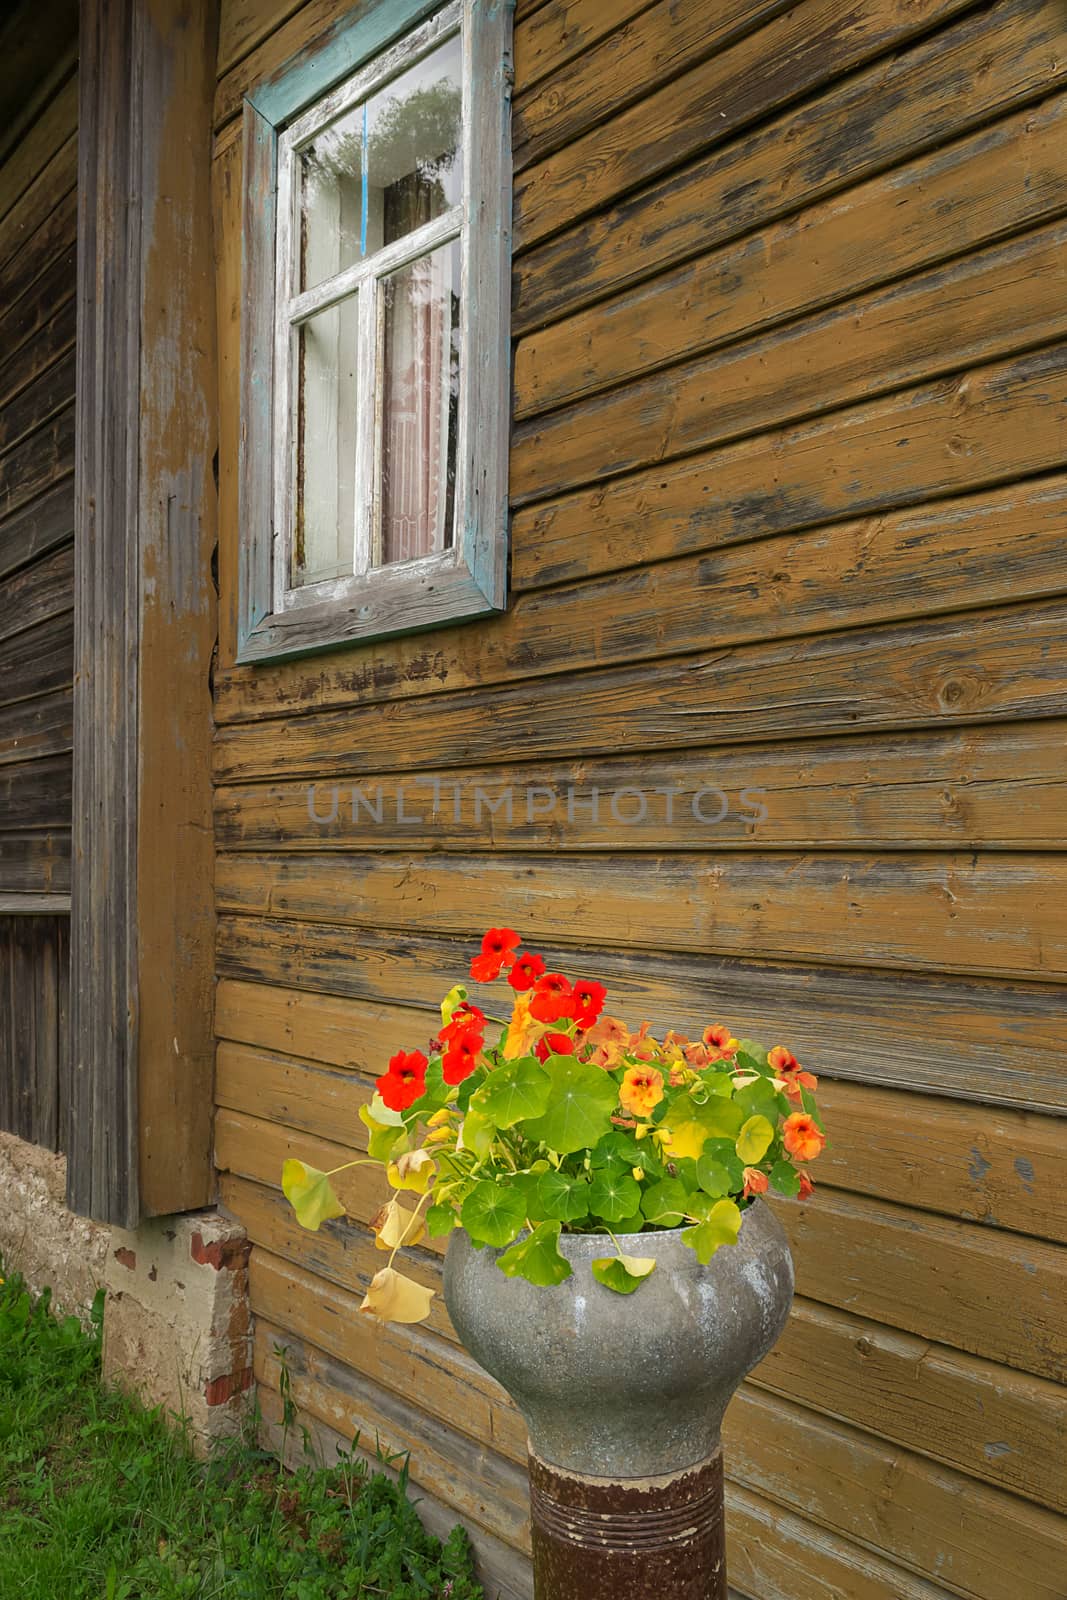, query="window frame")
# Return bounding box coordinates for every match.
[237,0,513,664]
